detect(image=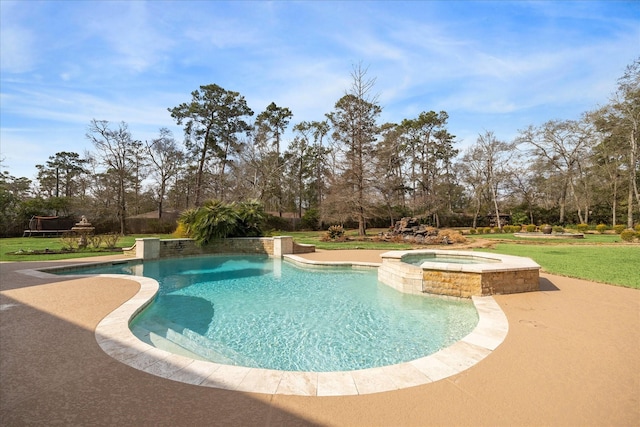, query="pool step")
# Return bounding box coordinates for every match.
[131,319,258,367]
